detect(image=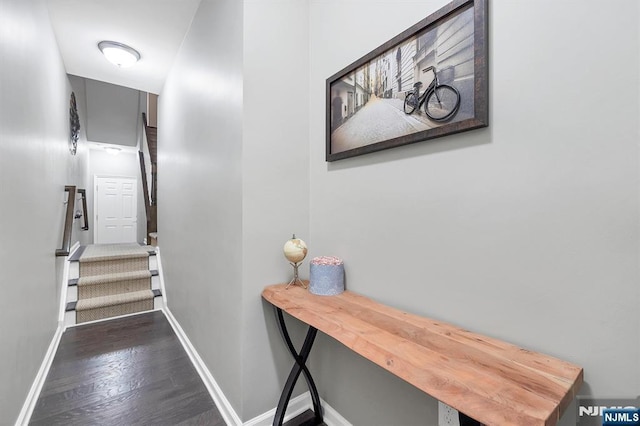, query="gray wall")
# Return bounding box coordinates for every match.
[308,1,639,425]
[158,0,245,415]
[84,78,141,147]
[159,0,639,424]
[159,0,311,420]
[0,0,89,422]
[15,1,638,425]
[241,0,310,419]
